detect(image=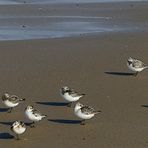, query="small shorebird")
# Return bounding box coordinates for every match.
[74,102,101,125]
[127,57,148,76]
[11,121,26,140]
[60,86,85,107]
[25,105,47,127]
[2,93,25,113]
